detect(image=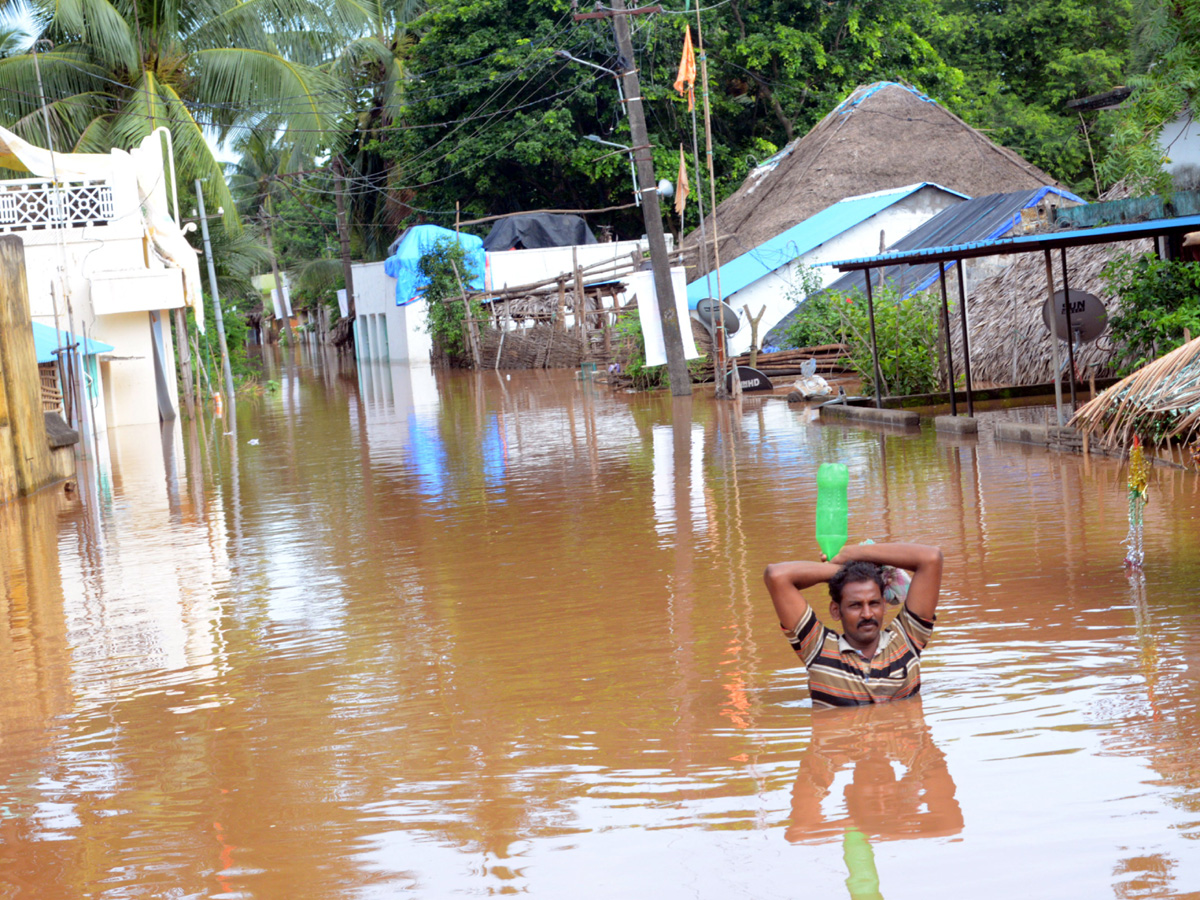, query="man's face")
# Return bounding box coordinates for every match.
[831,579,886,651]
